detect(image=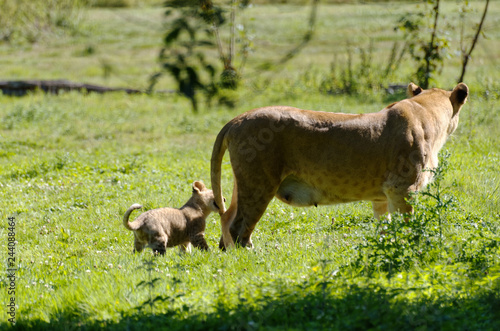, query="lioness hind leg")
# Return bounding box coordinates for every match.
[219,177,276,249]
[229,187,276,248]
[223,157,281,248]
